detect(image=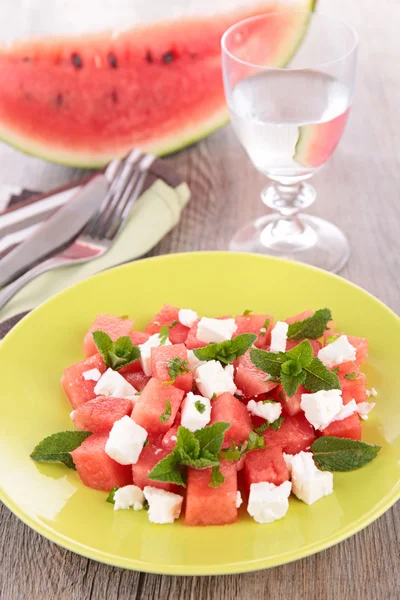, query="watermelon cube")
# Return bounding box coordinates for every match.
[184,461,238,526]
[117,331,150,374]
[132,443,180,493]
[209,392,252,447]
[263,413,316,454]
[123,371,150,392]
[131,378,184,440]
[275,384,306,417]
[234,314,274,348]
[61,353,105,409]
[339,370,367,404]
[70,433,132,491]
[321,413,362,440]
[72,396,133,432]
[145,303,189,344]
[324,333,368,368]
[286,338,322,357]
[83,314,134,358]
[151,343,193,392]
[285,309,314,324]
[243,447,289,492]
[235,351,279,398]
[161,423,180,452]
[185,321,207,350]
